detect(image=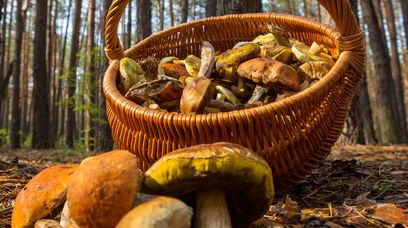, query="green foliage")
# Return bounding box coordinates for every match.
[0,128,10,145]
[21,133,32,148]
